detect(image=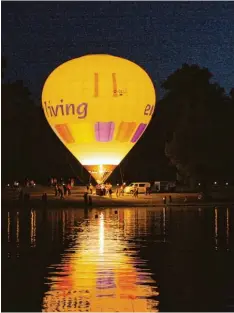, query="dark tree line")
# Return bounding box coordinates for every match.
[160,64,234,187]
[2,58,234,185]
[2,57,83,183]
